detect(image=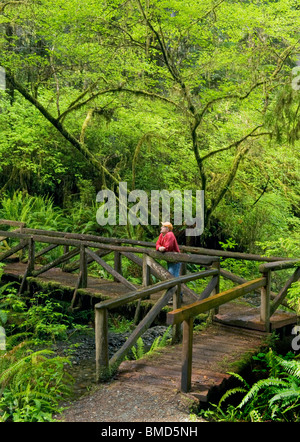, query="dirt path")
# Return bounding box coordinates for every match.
[57,376,205,422]
[56,322,266,423]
